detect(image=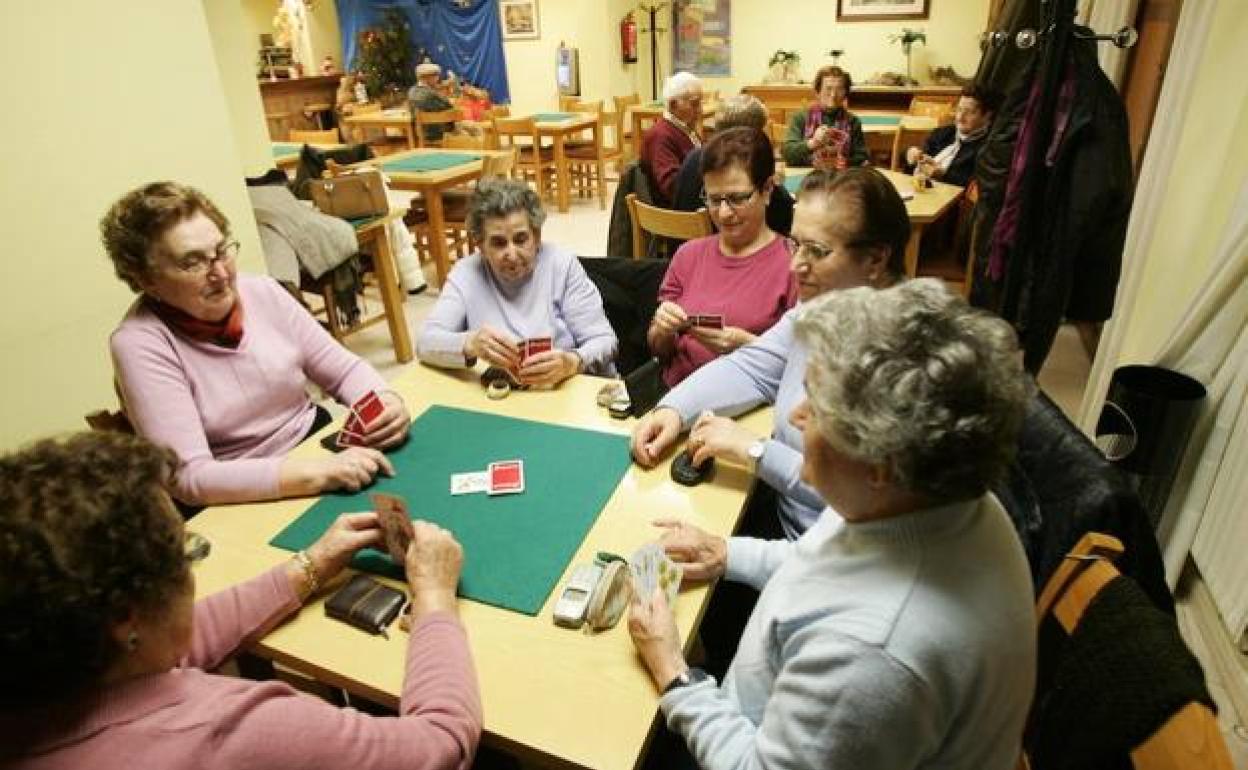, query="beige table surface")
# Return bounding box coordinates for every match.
[785,166,963,277]
[189,363,772,770]
[341,107,416,148]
